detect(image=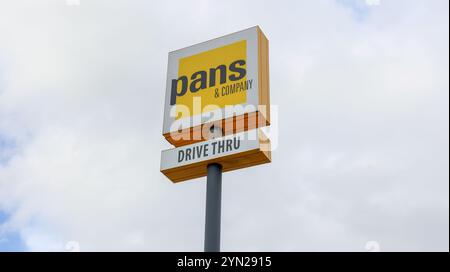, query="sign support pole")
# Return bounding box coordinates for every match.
[204,162,222,252]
